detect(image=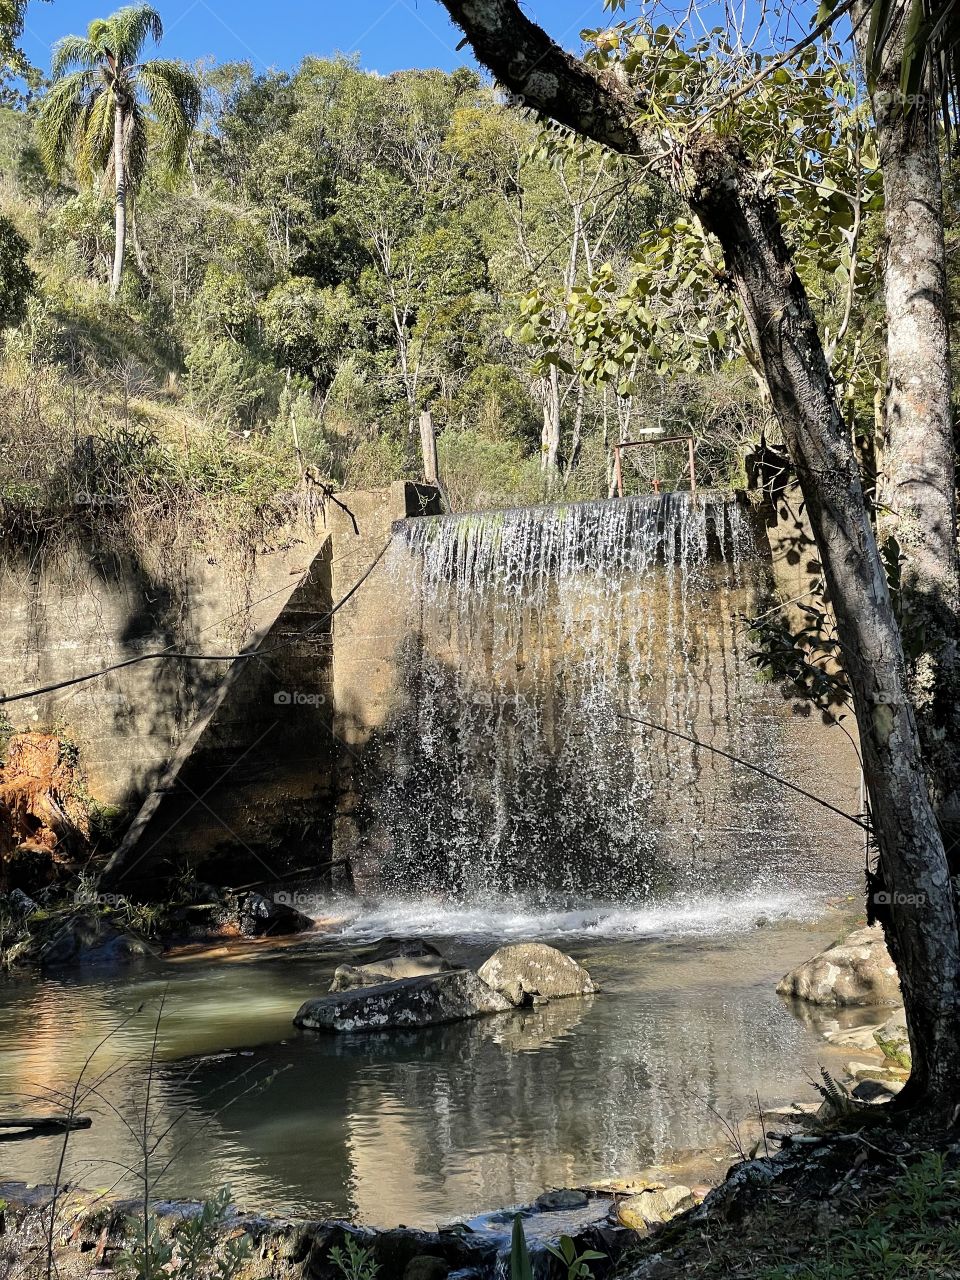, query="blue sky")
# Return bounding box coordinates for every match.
[21,0,614,77]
